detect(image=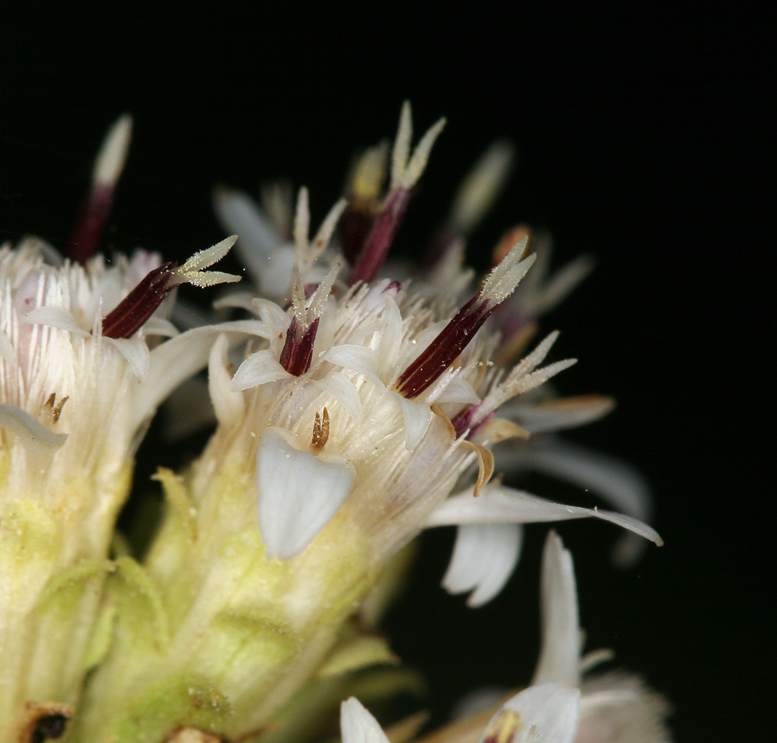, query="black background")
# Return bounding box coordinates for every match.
[1,5,771,742]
